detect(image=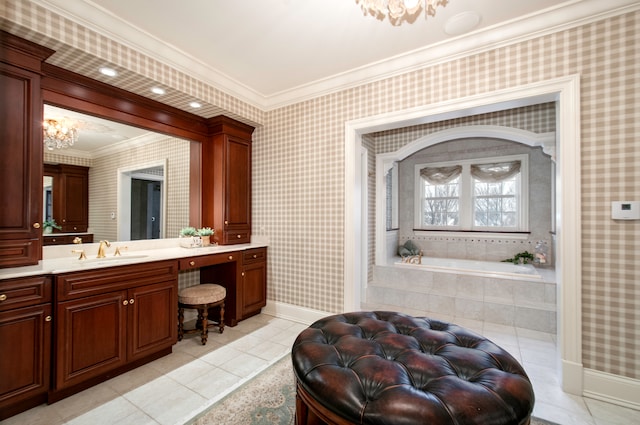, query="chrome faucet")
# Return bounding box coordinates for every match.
[97,240,111,258]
